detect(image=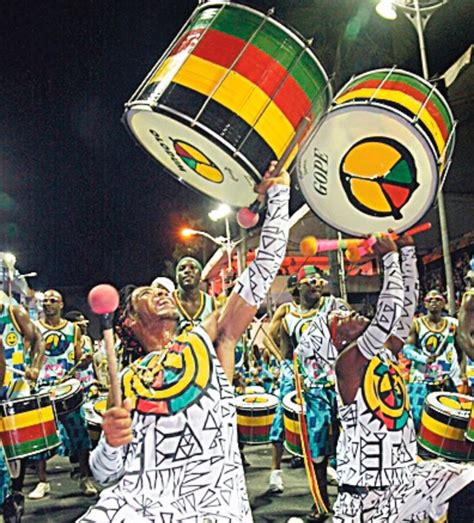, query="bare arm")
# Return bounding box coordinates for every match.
[457,290,474,360]
[12,306,44,380]
[265,302,288,348]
